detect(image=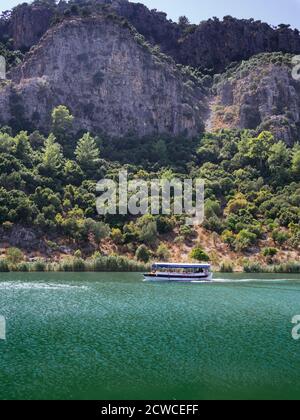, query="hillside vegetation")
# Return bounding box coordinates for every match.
[0,106,299,271]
